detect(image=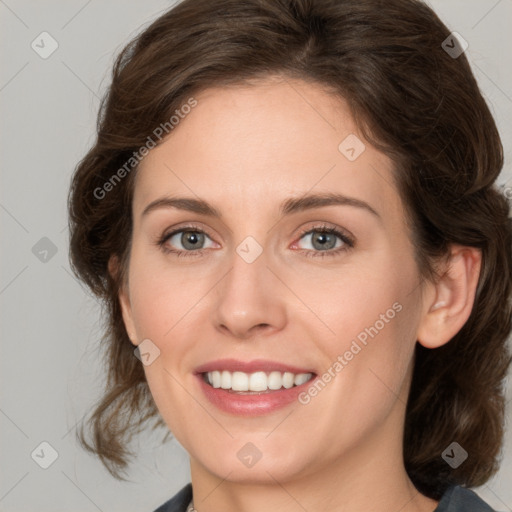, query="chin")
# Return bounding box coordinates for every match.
[194,446,315,485]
